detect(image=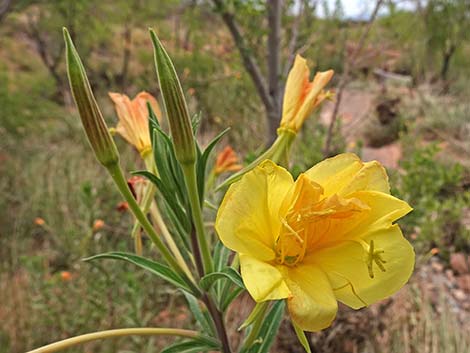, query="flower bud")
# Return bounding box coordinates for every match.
[63,28,119,167]
[150,29,195,165]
